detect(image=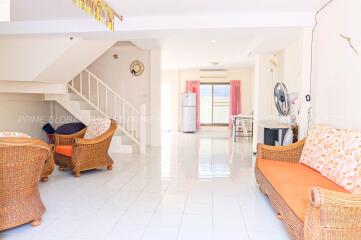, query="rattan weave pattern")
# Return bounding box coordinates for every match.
[40,148,55,182]
[0,138,50,231]
[54,120,117,176]
[256,140,361,240]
